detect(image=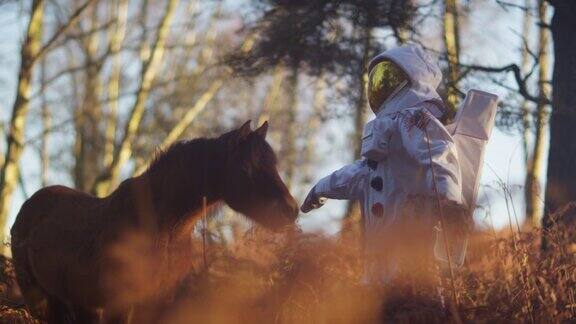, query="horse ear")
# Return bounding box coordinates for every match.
[237,120,252,140]
[255,121,269,138]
